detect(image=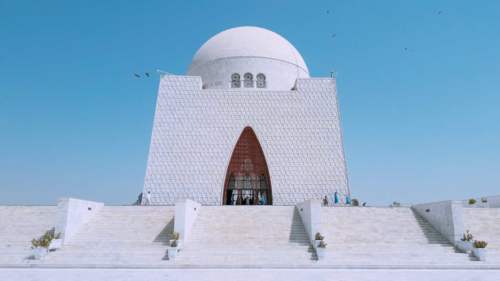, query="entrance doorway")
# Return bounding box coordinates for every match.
[223,127,272,205]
